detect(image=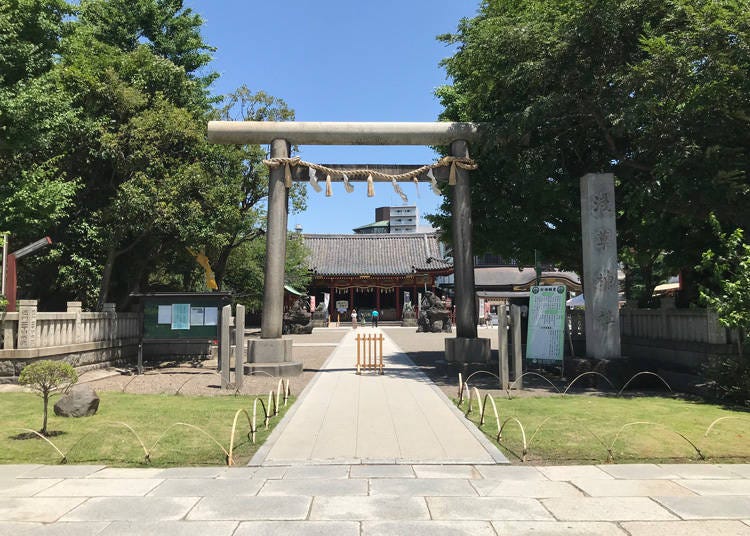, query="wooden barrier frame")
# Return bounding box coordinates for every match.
[356,333,384,375]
